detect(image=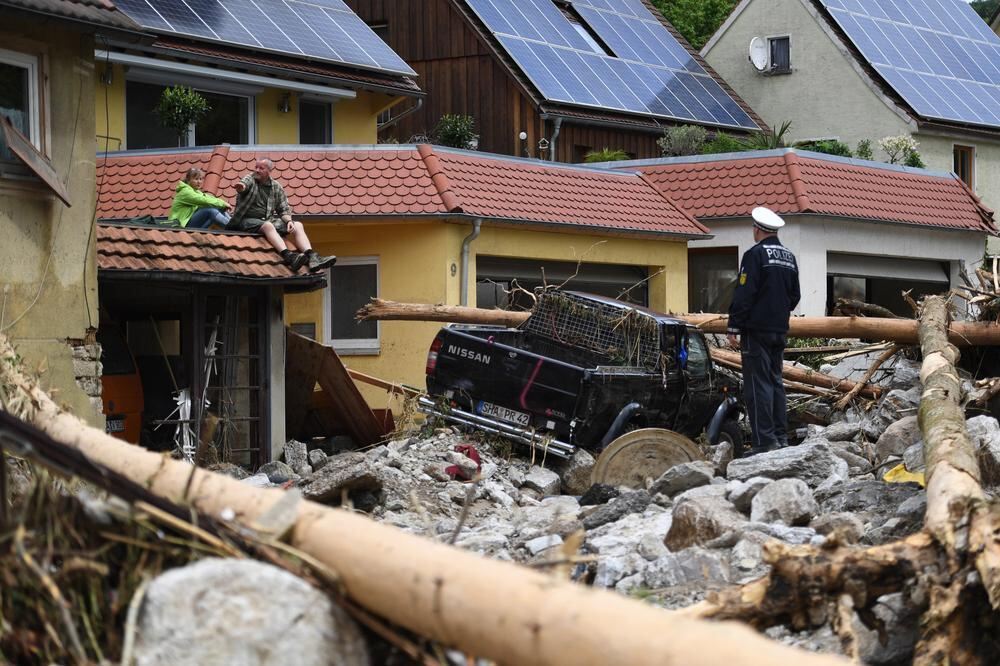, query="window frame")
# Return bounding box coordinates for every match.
[323,255,381,355]
[0,47,41,153]
[767,35,791,75]
[953,144,975,190]
[124,74,257,149]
